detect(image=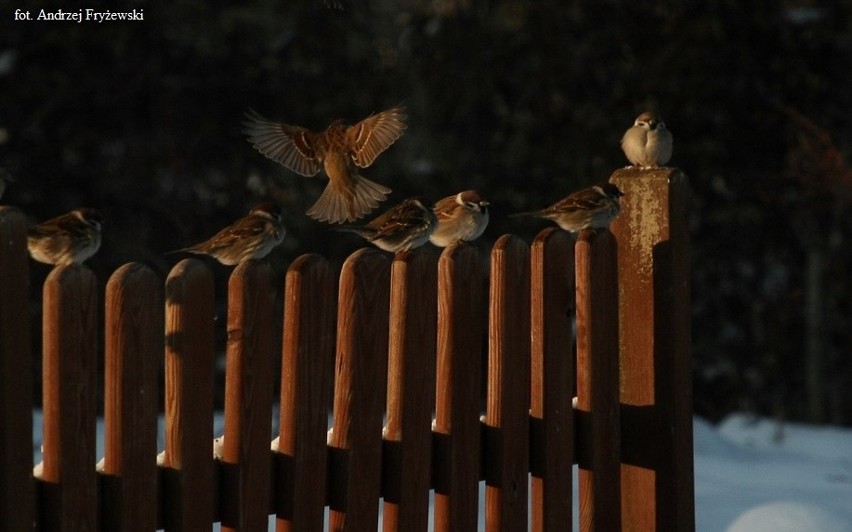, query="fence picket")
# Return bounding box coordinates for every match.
[0,207,32,532]
[433,242,484,532]
[610,168,694,531]
[220,260,278,531]
[39,265,99,530]
[276,254,336,532]
[328,248,391,531]
[485,235,531,532]
[382,249,438,532]
[529,228,575,532]
[575,229,621,531]
[101,263,162,530]
[162,259,216,530]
